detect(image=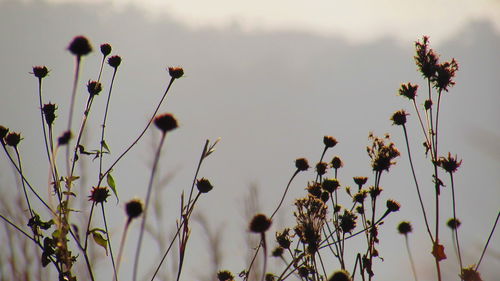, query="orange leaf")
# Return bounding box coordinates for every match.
[432,243,447,261]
